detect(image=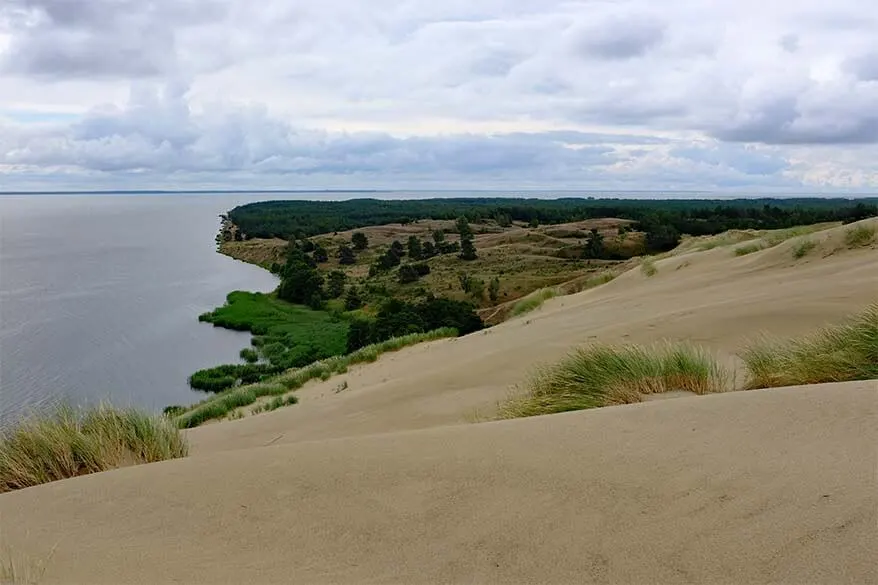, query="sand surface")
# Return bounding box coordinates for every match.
[1,220,876,584]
